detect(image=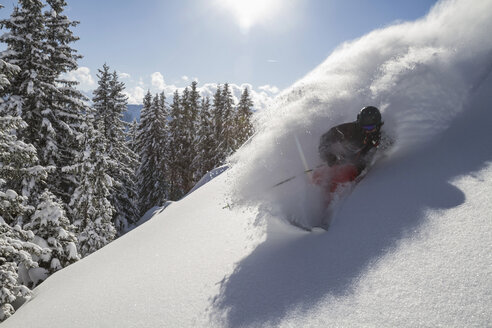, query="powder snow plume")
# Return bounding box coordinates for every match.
[229,0,492,228]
